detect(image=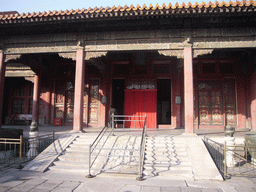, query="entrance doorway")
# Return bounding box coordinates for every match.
[112,79,125,115]
[157,79,172,125]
